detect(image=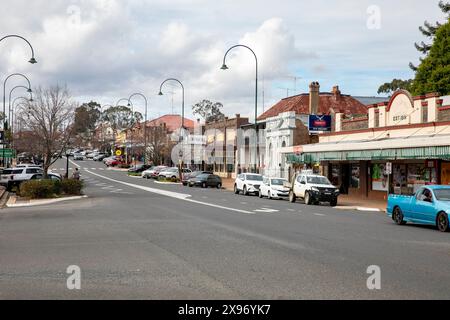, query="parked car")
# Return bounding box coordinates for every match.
[158,167,192,180]
[234,173,264,196]
[93,153,108,161]
[86,152,97,159]
[30,173,62,181]
[15,163,42,169]
[105,157,122,167]
[73,153,85,161]
[142,166,167,179]
[188,173,222,188]
[103,156,115,164]
[128,164,152,173]
[289,171,340,206]
[182,171,213,186]
[259,177,290,199]
[387,186,450,232]
[0,167,44,189]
